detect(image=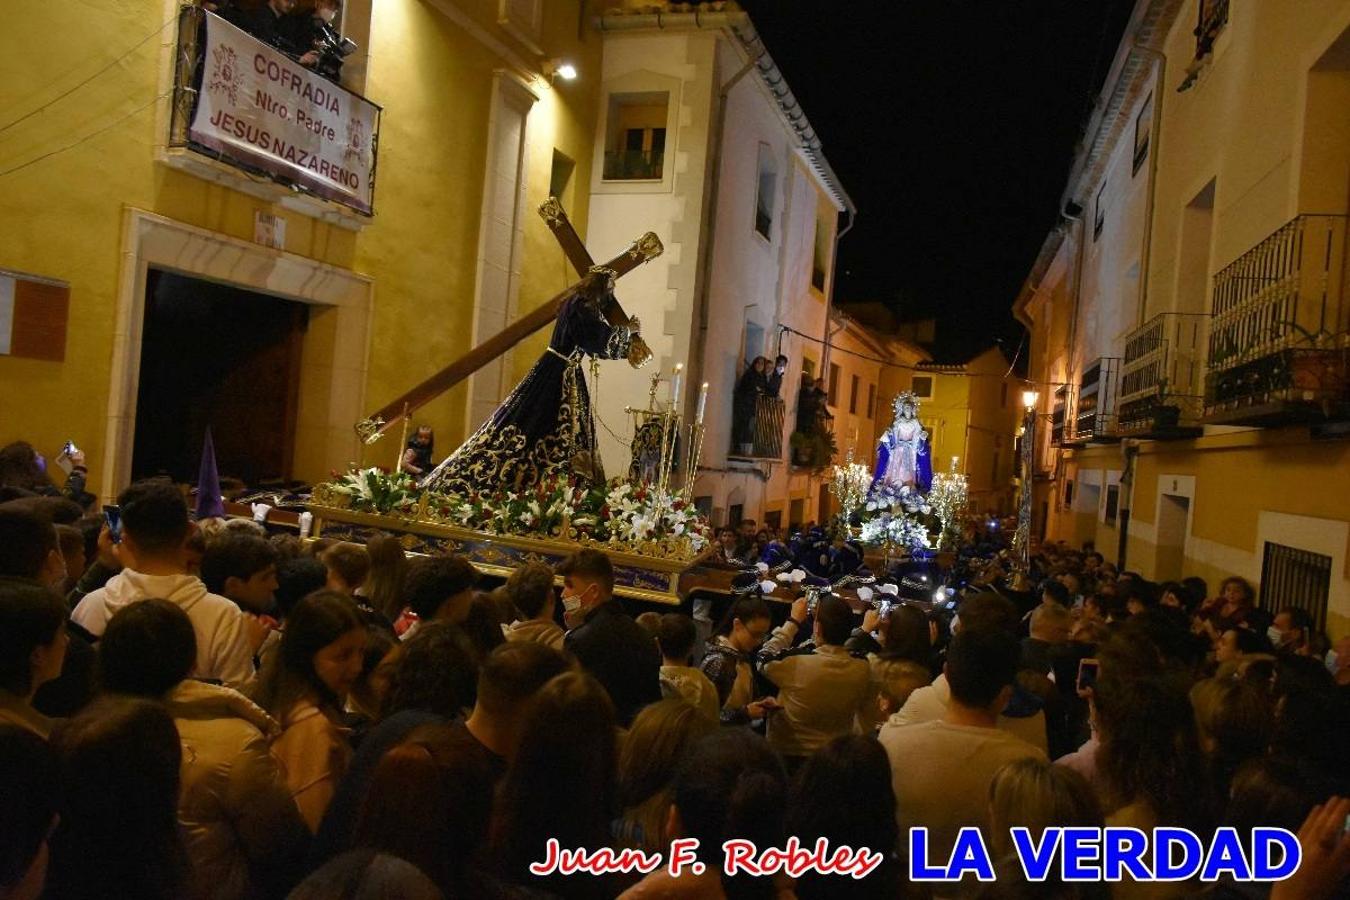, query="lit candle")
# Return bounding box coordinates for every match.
[951,455,960,473]
[696,382,709,425]
[670,363,683,408]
